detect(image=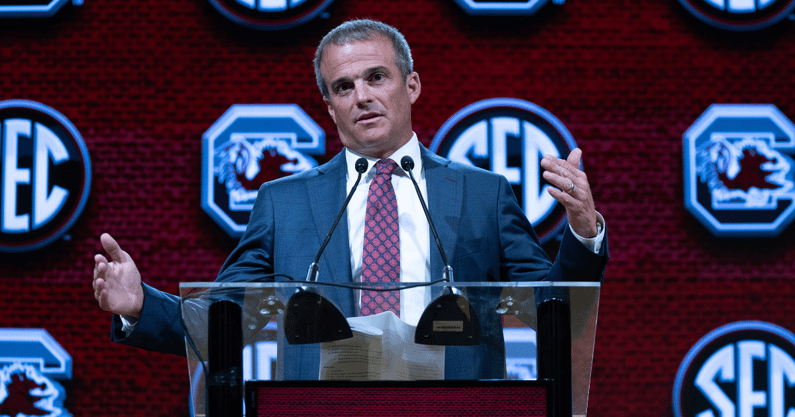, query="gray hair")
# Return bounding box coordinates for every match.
[314,19,414,99]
